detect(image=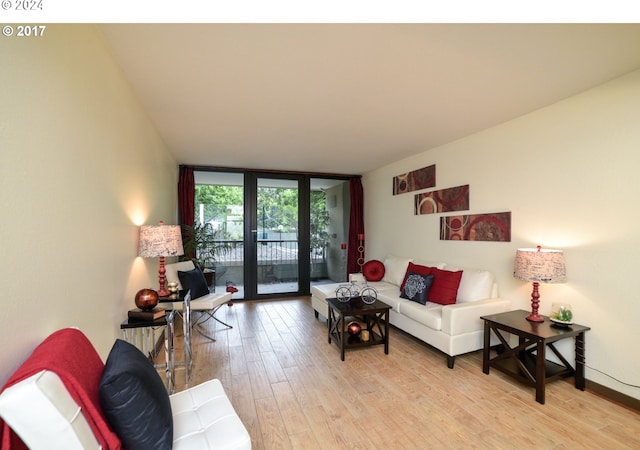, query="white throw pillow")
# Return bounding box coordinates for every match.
[454,268,495,303]
[381,255,413,286]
